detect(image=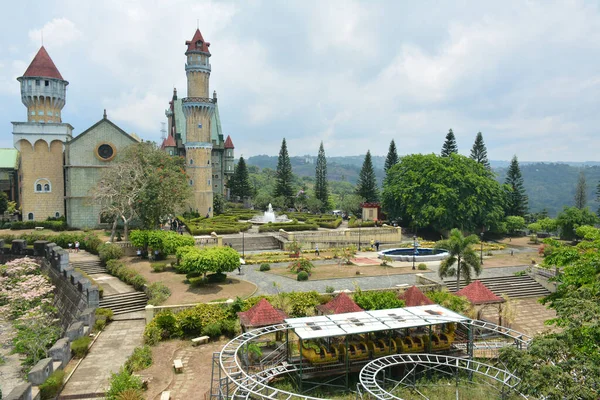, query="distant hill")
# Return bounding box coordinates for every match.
[247,155,600,216]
